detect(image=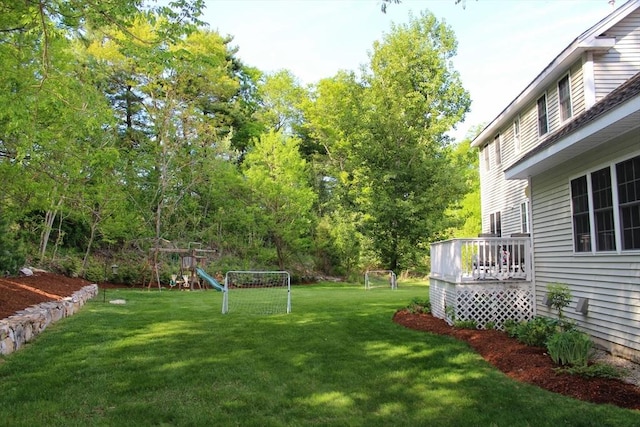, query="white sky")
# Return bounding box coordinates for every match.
[202,0,616,140]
